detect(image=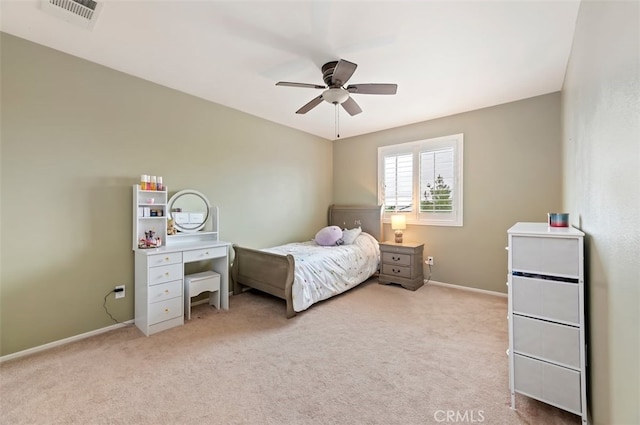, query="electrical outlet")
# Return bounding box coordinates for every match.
[115,285,125,299]
[427,256,434,266]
